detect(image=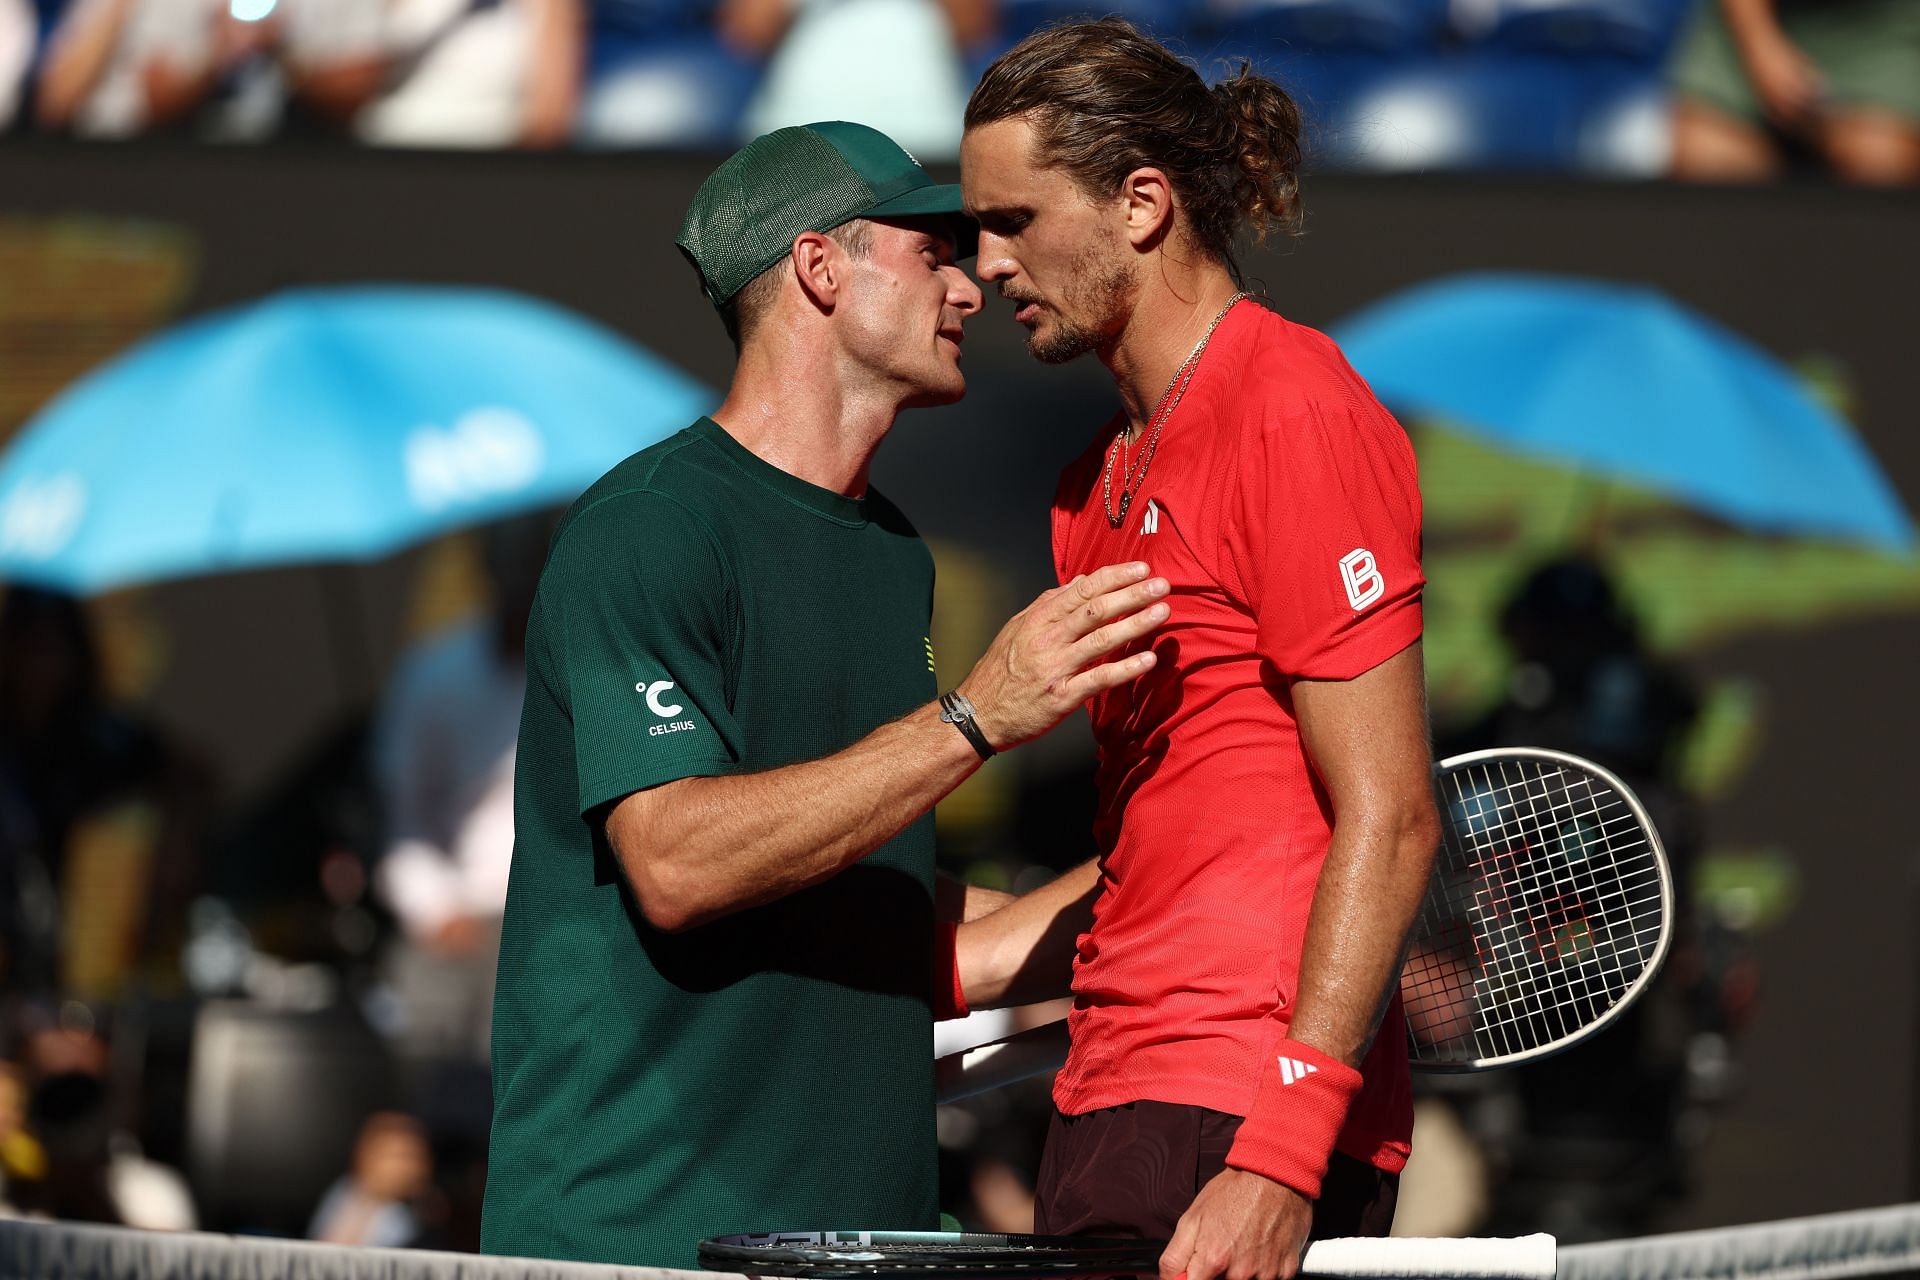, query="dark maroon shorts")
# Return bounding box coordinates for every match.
[1033,1101,1398,1241]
